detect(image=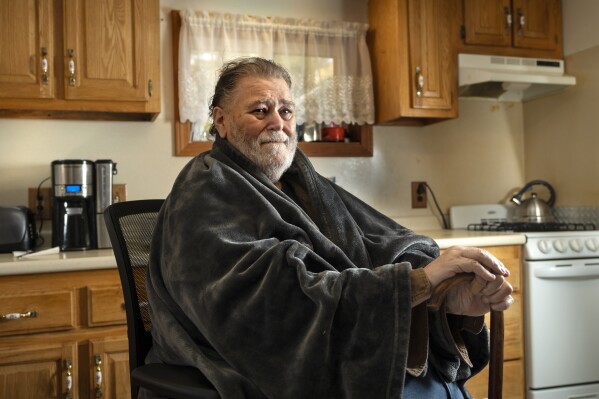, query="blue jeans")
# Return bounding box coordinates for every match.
[403,367,465,399]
